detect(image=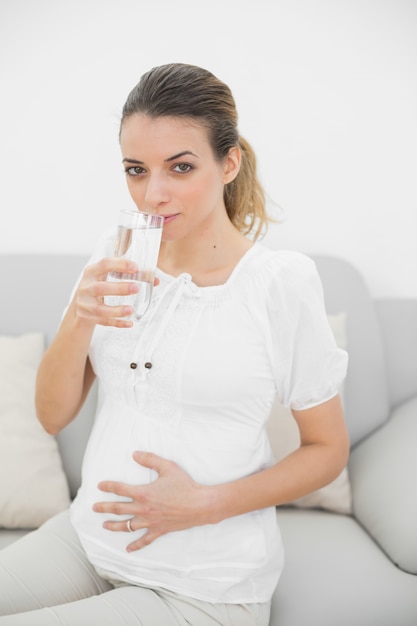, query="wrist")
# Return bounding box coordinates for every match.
[66,298,96,335]
[200,483,235,525]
